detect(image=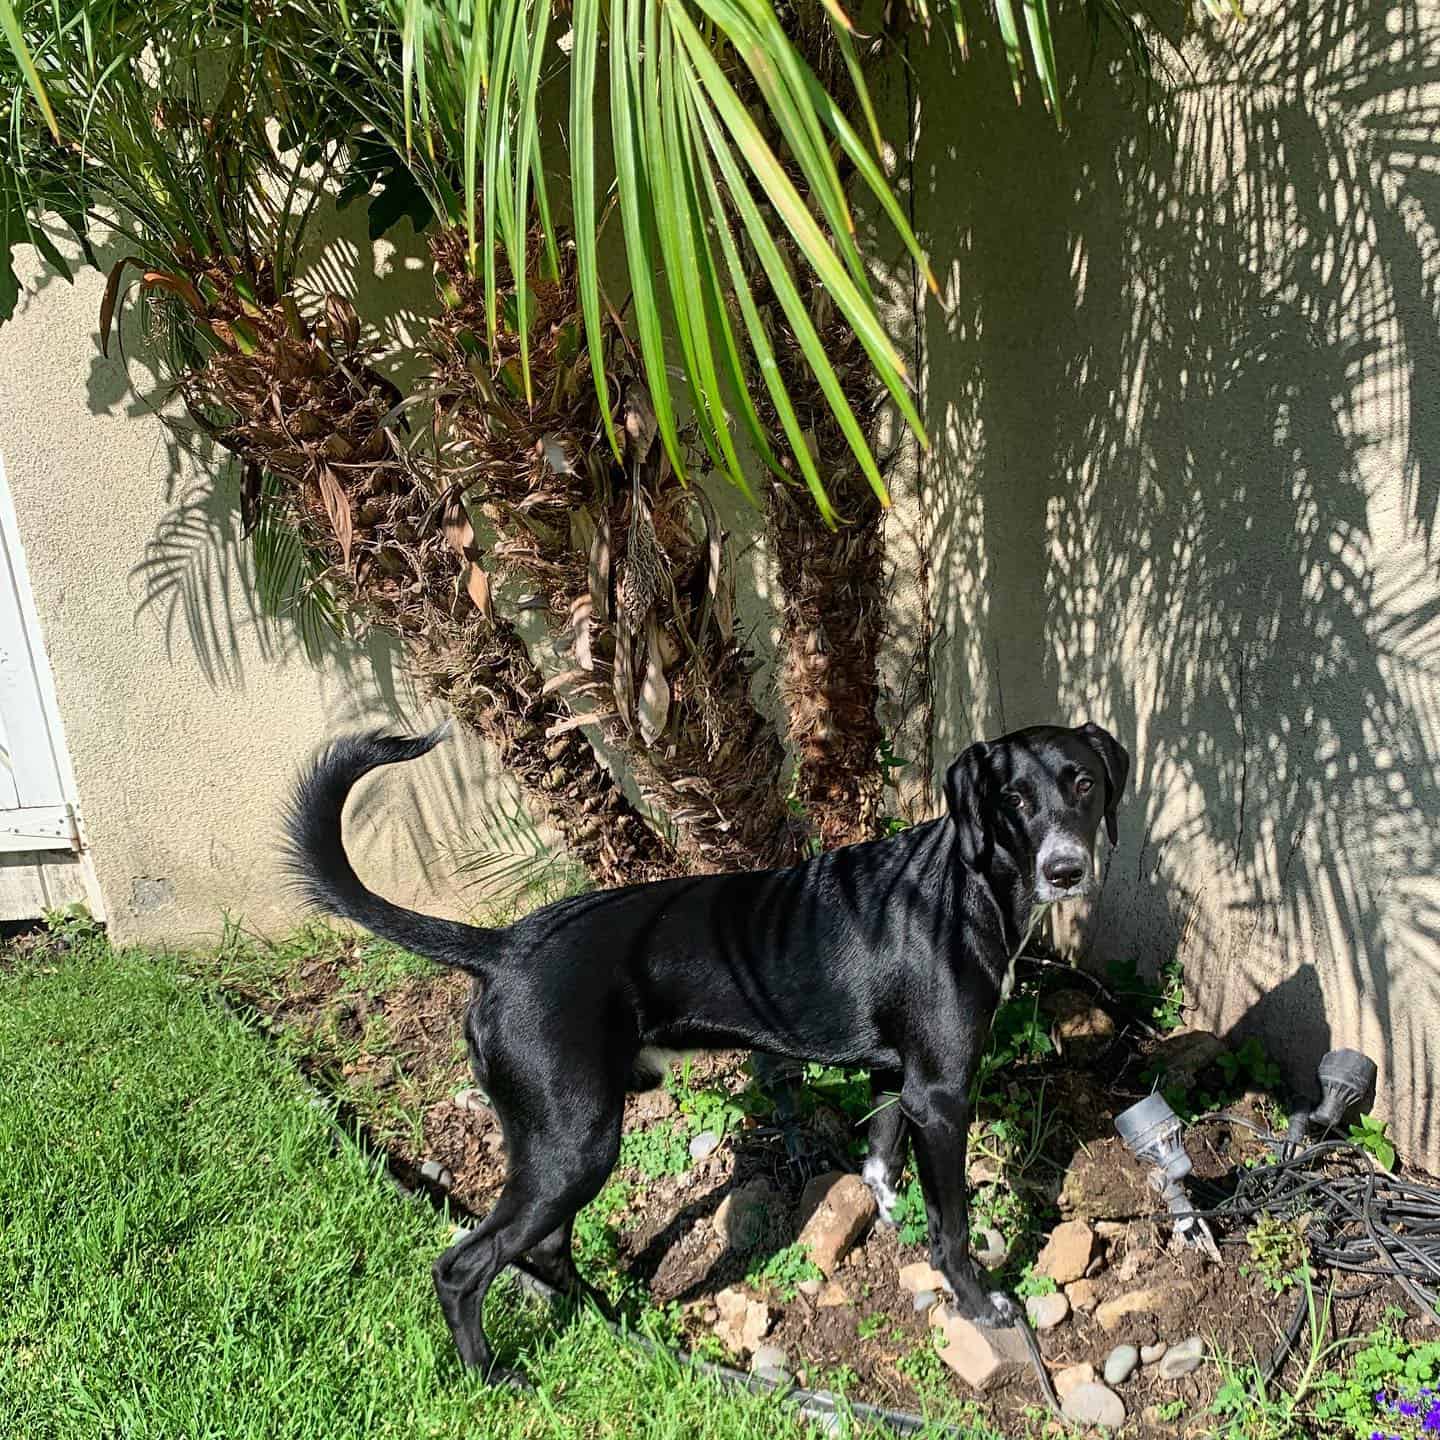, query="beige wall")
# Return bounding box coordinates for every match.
[0,214,532,943]
[2,0,1438,1165]
[907,0,1440,1163]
